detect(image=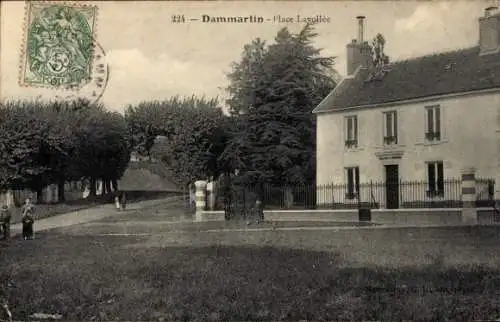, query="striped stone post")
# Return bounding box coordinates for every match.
[495,108,500,202]
[461,167,477,224]
[194,180,207,221]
